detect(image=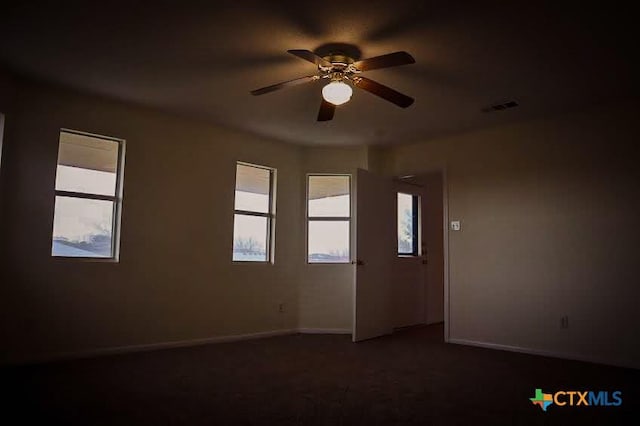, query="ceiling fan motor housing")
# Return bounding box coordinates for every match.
[321,53,354,69]
[320,54,361,84]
